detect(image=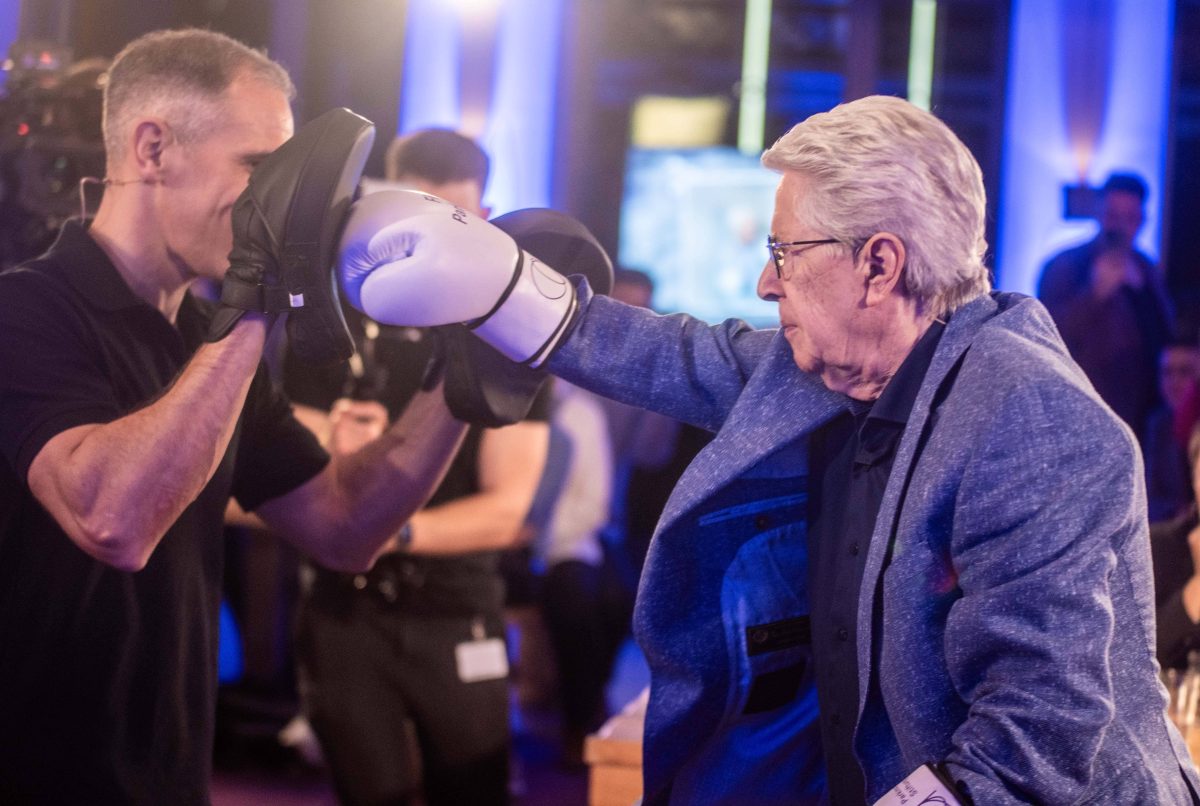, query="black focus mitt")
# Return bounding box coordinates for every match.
[439,208,613,427]
[207,108,375,365]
